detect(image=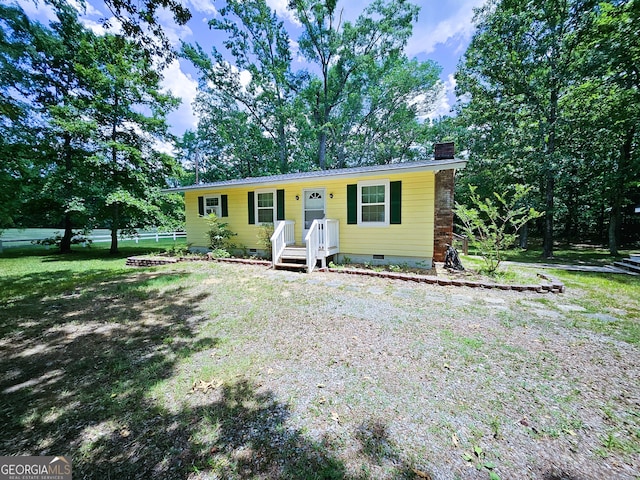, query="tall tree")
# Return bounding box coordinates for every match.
[185,0,441,173]
[183,0,299,174]
[456,0,595,258]
[26,3,97,253]
[78,33,180,253]
[0,4,37,231]
[289,0,422,168]
[571,1,640,253]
